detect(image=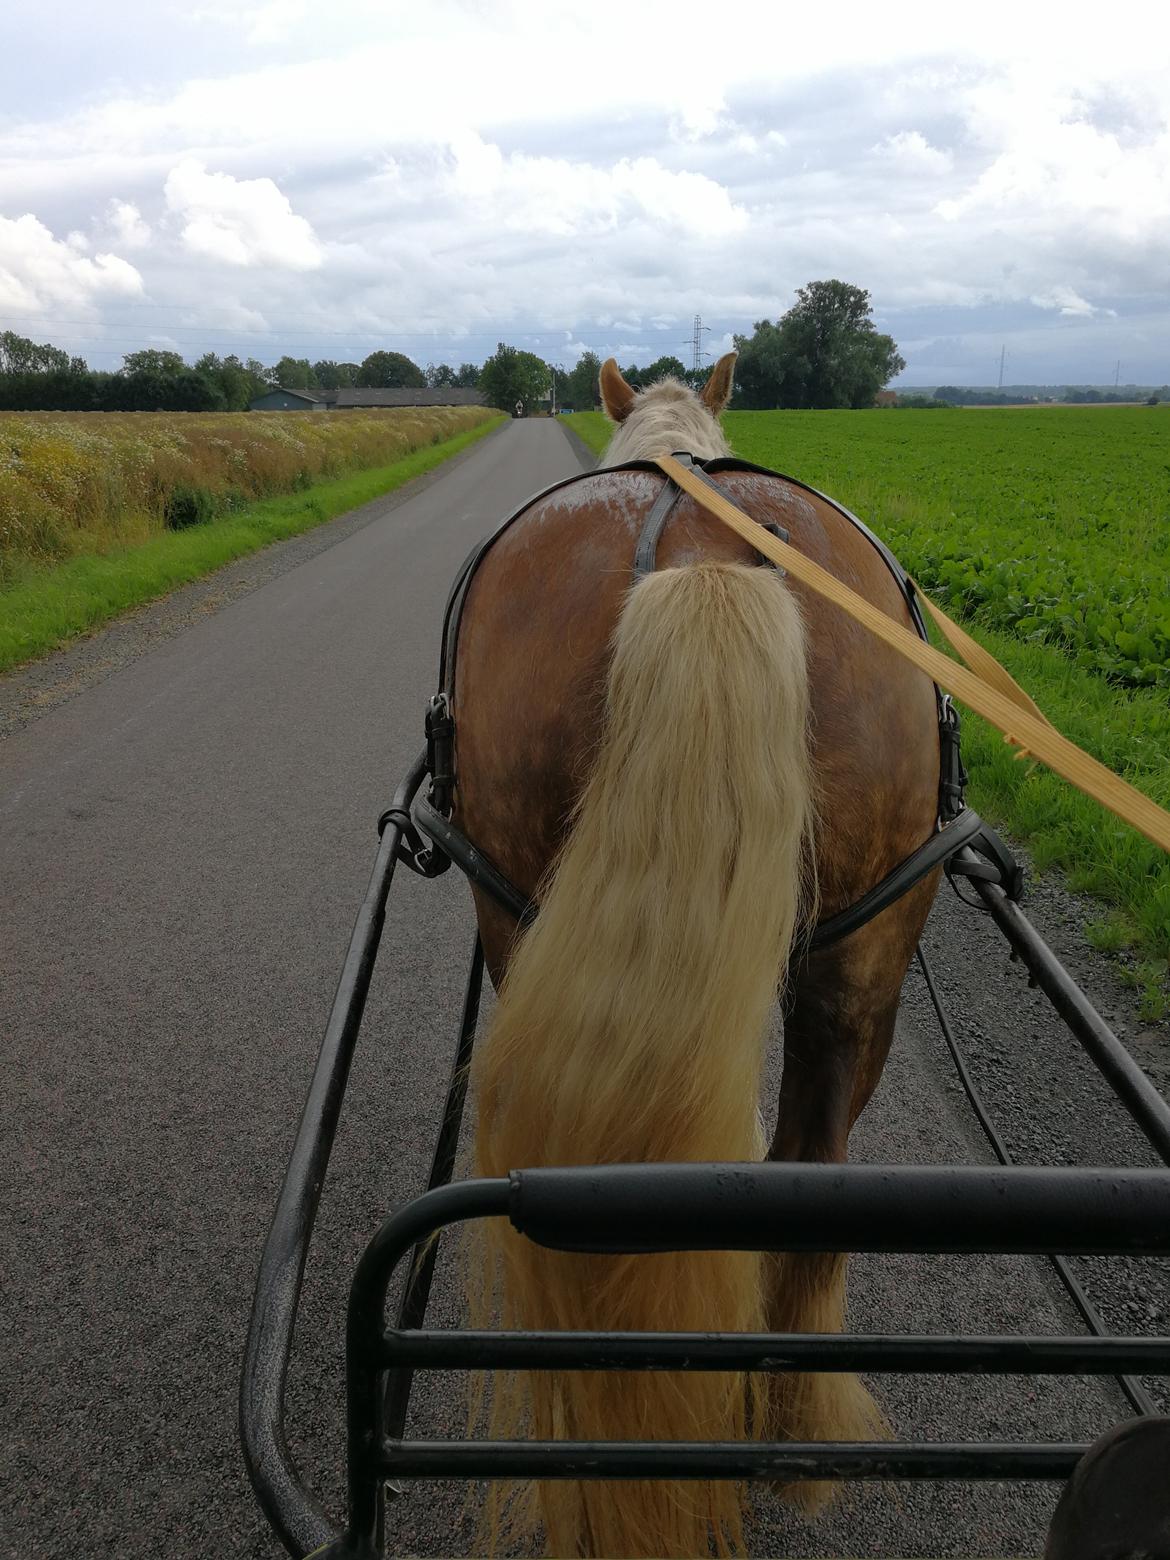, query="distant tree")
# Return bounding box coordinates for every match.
[734,281,904,409]
[427,362,457,388]
[731,320,791,409]
[565,350,601,411]
[312,359,359,390]
[641,354,688,384]
[357,350,426,389]
[271,355,313,389]
[195,352,266,410]
[478,342,549,412]
[454,362,481,388]
[0,331,73,375]
[0,332,101,409]
[117,349,224,412]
